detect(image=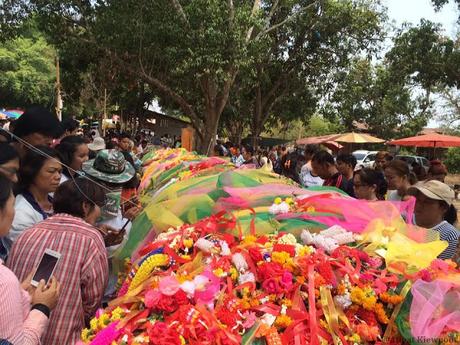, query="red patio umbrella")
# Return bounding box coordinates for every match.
[388,133,460,148]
